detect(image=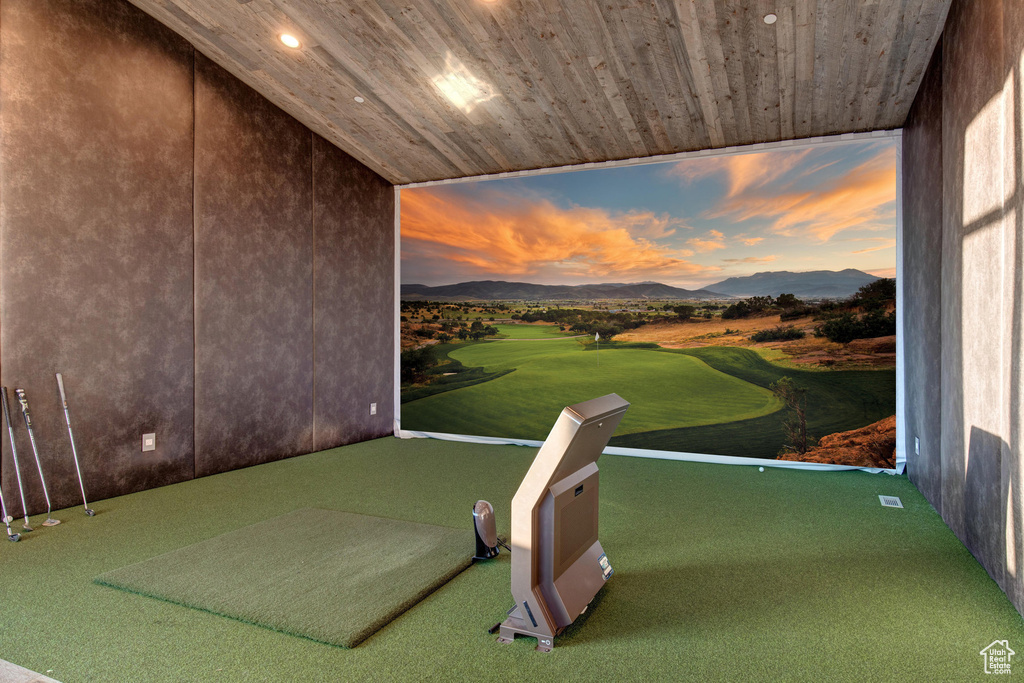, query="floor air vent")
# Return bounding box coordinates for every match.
[879,495,903,508]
